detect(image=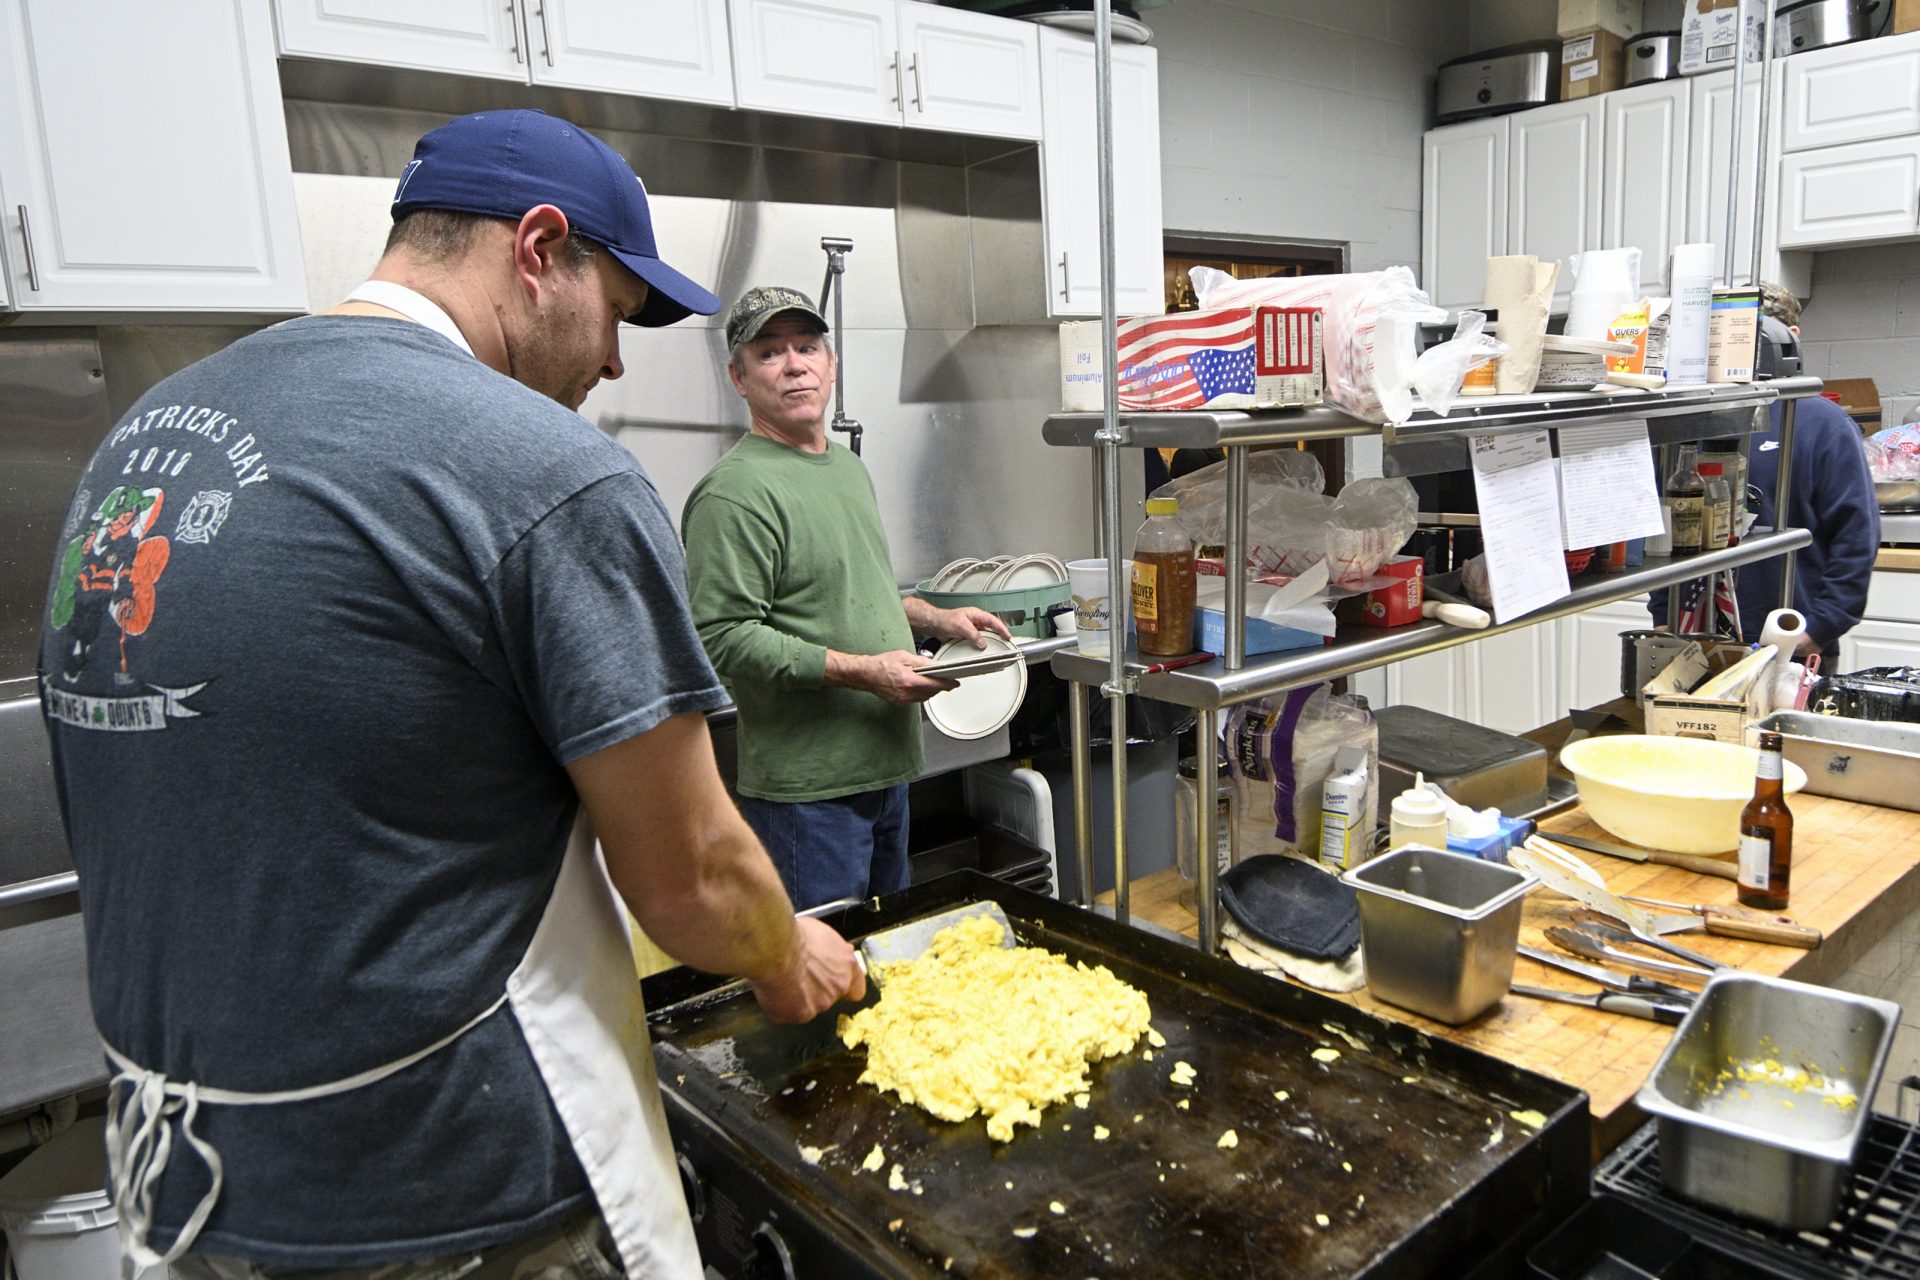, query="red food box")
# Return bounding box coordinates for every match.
[1360,556,1423,628]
